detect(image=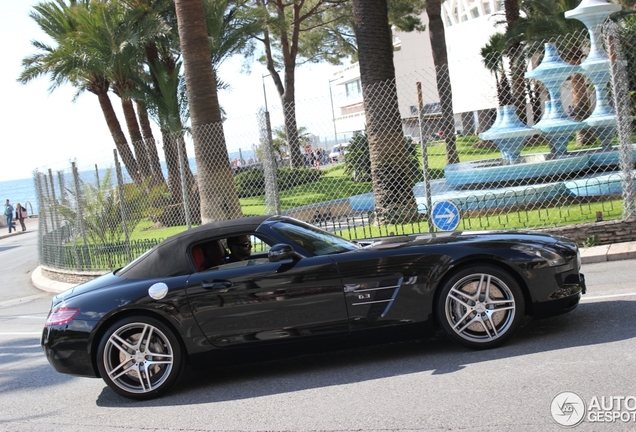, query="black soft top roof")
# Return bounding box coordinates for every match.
[117,215,270,279]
